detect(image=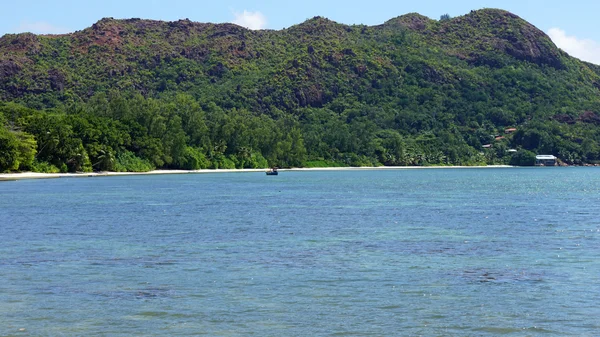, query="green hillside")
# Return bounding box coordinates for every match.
[2,8,600,172]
